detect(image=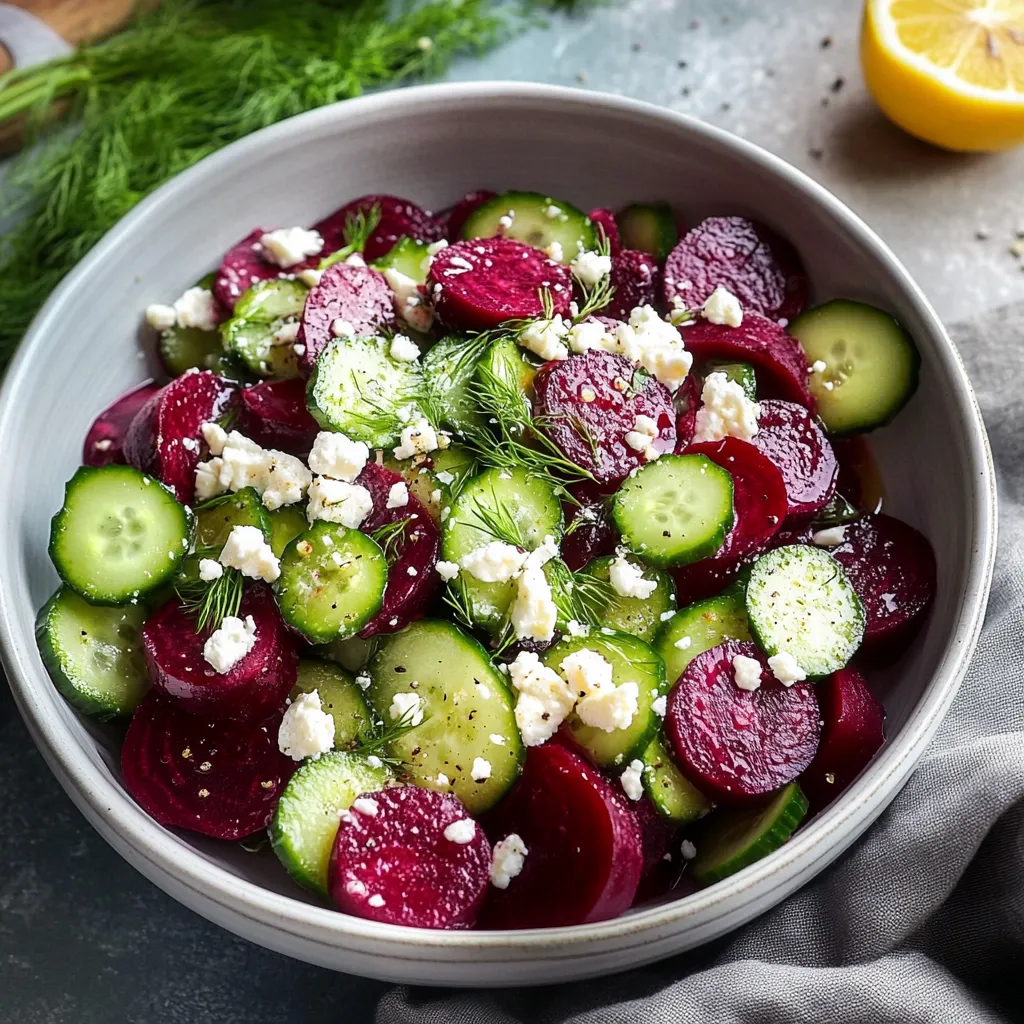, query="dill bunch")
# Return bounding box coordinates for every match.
[0,0,595,372]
